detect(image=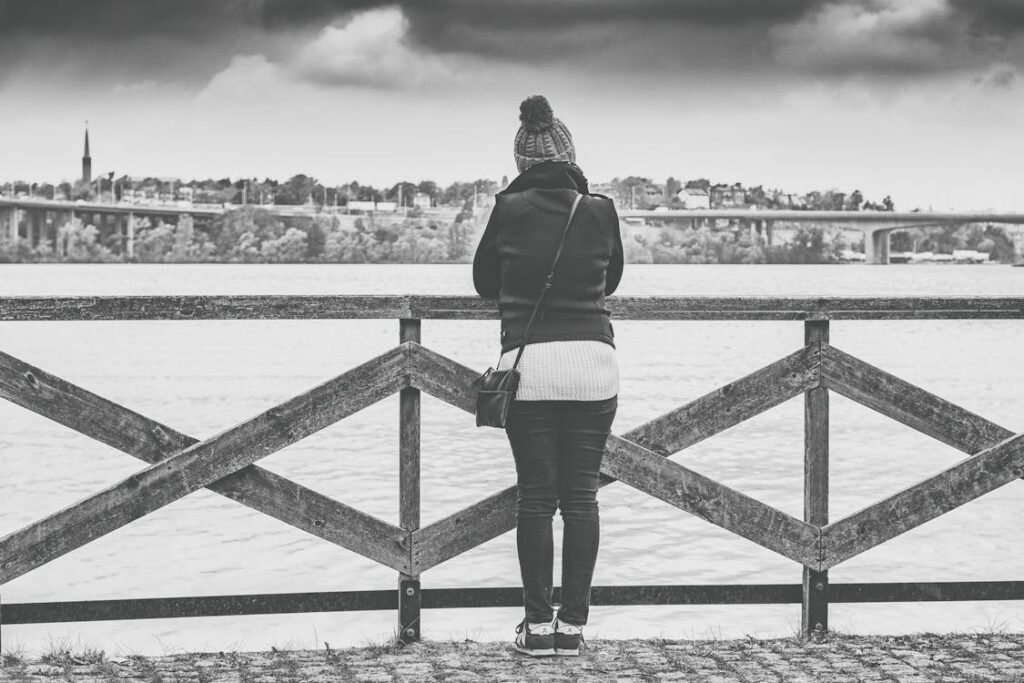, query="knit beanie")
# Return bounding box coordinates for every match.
[513,95,576,173]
